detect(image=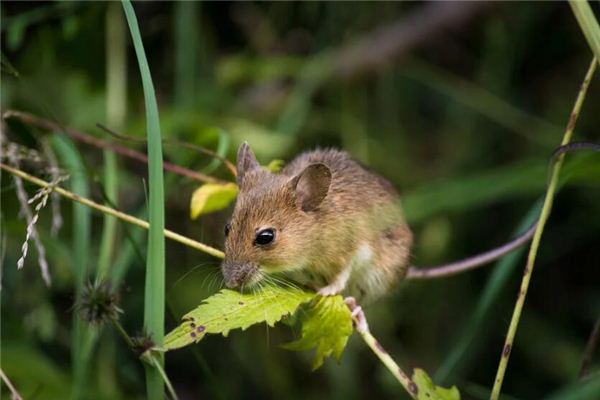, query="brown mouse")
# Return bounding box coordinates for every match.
[222,142,411,303]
